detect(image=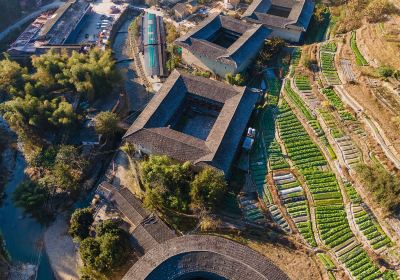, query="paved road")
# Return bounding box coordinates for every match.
[0,1,62,42]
